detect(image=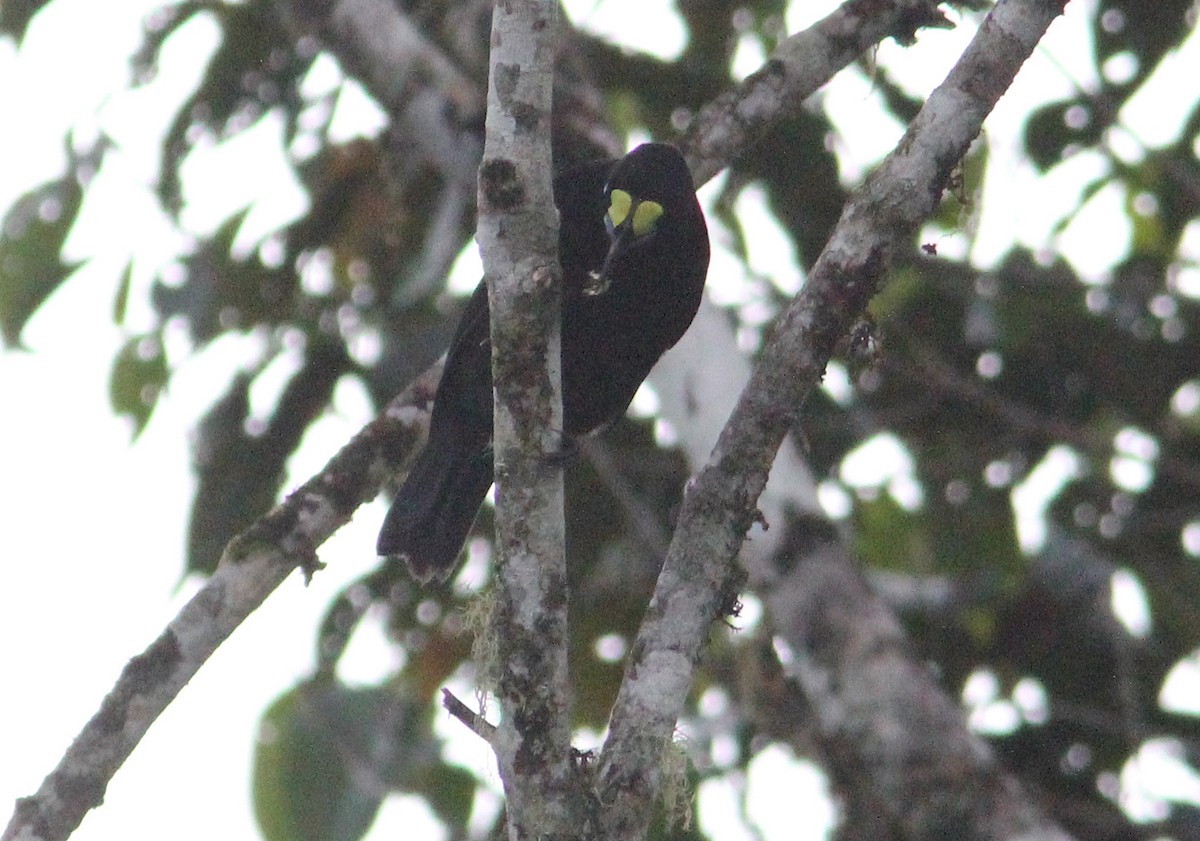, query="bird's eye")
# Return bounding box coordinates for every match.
[607,188,664,238]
